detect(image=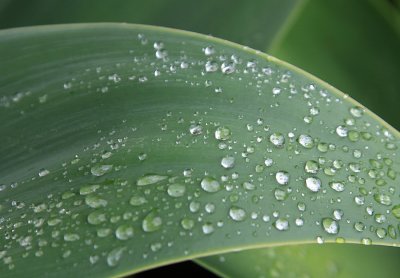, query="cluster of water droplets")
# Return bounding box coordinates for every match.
[0,30,399,276]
